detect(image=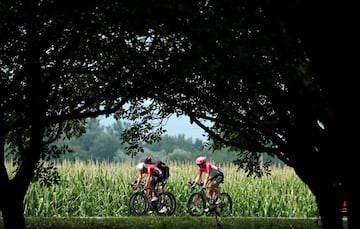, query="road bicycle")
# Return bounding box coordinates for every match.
[186,182,232,217]
[128,181,176,216]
